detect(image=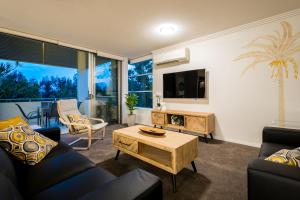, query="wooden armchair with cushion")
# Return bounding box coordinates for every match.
[57,99,108,150]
